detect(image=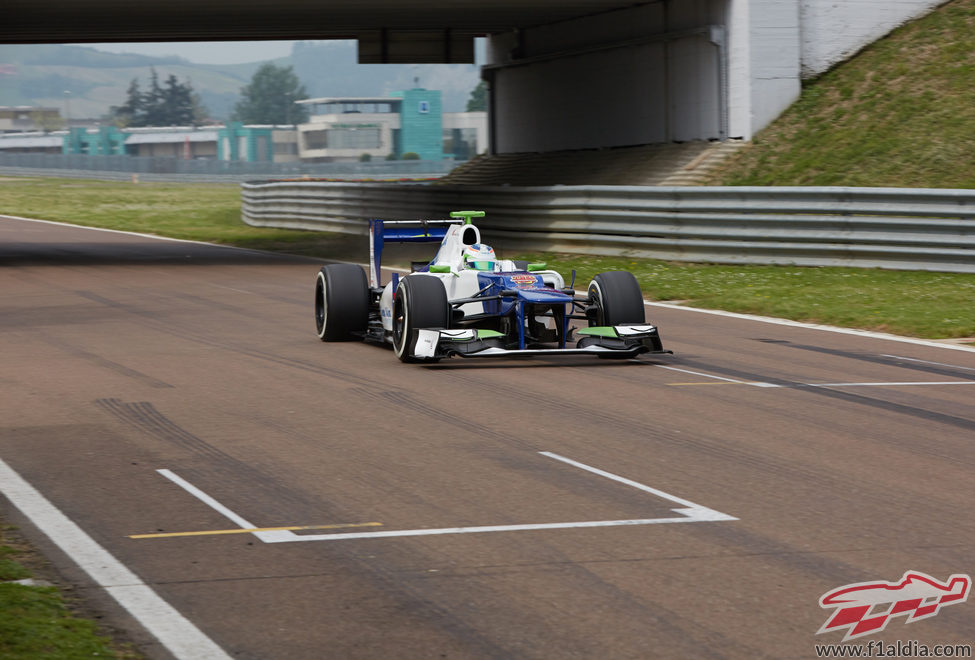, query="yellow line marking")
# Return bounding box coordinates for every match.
[129,522,383,539]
